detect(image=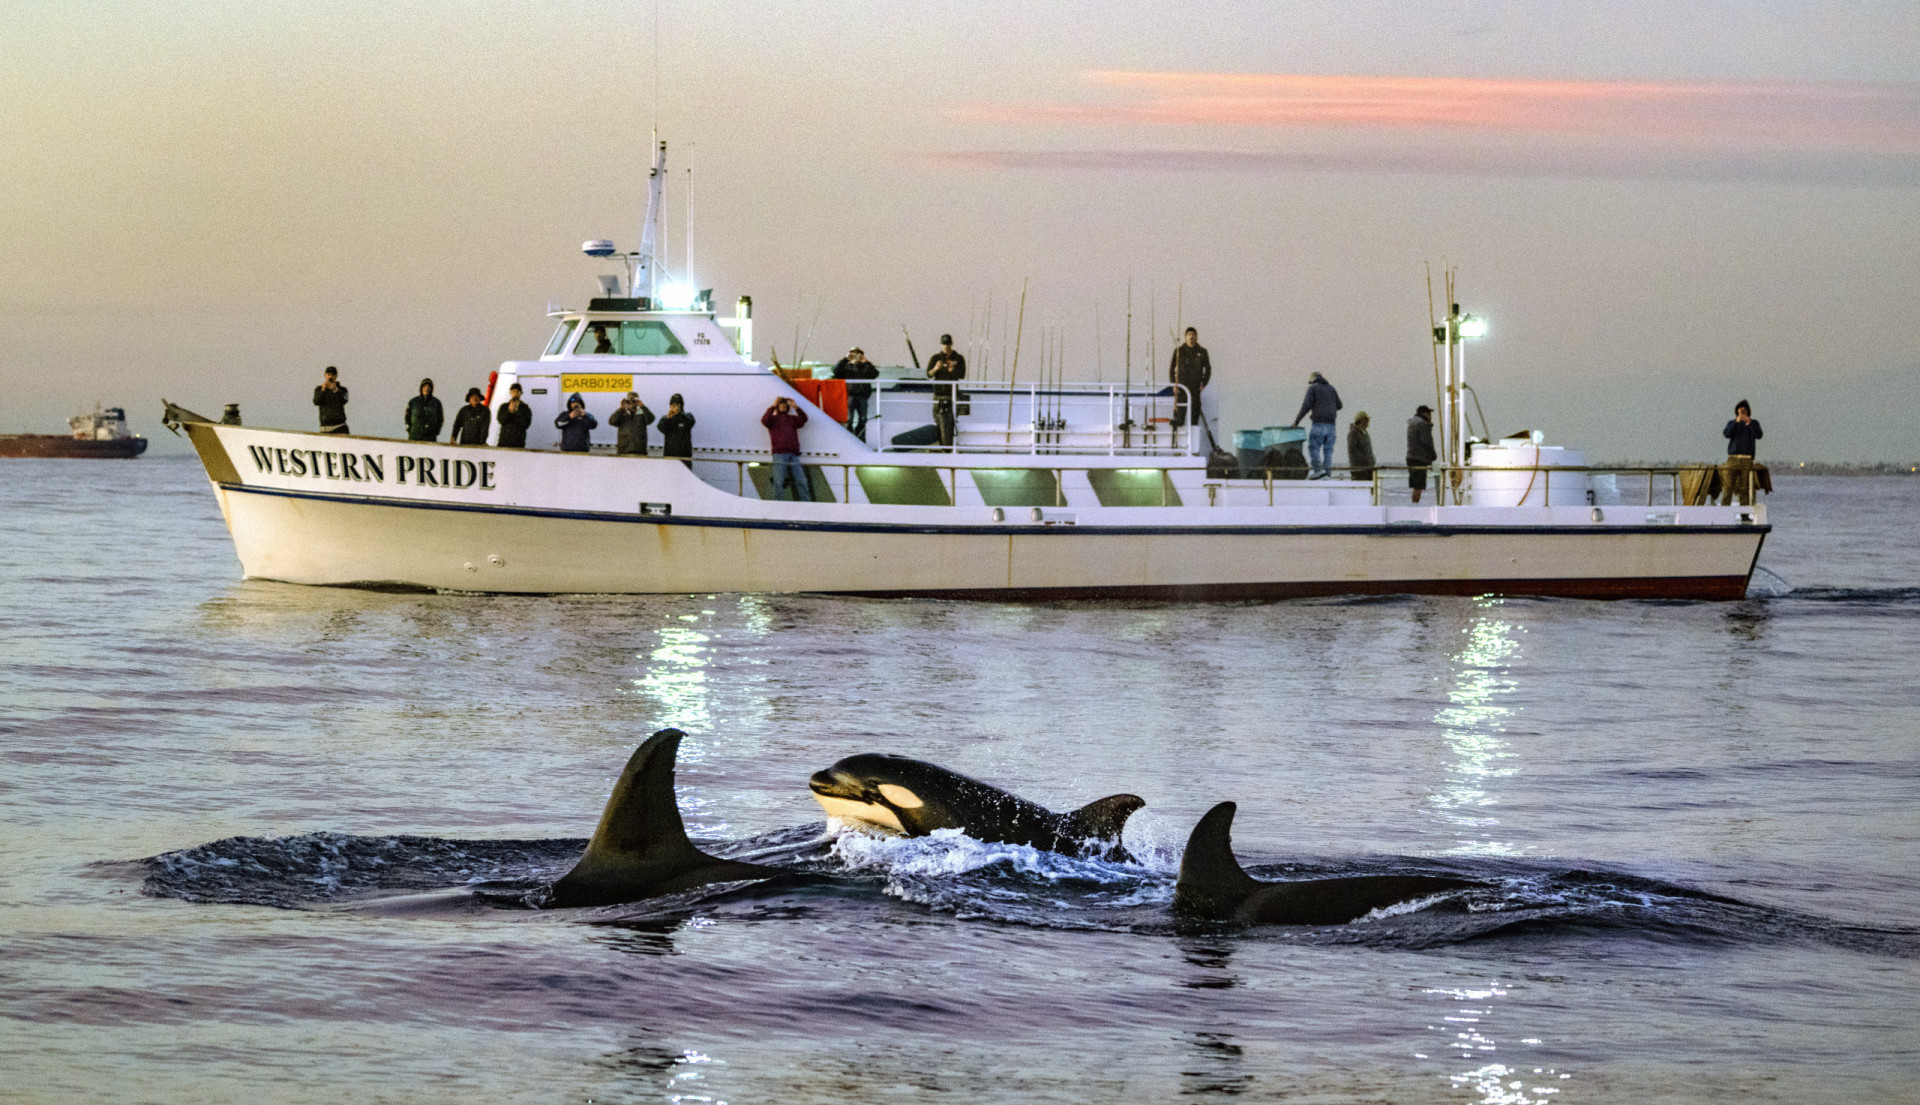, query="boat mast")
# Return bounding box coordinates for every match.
[634,136,666,299]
